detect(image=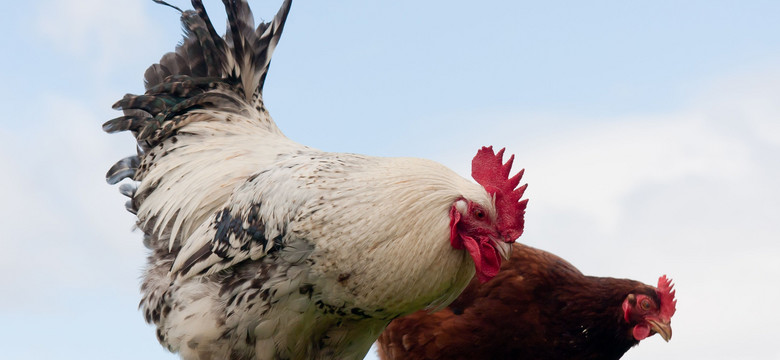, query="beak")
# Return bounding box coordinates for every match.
[646,318,673,342]
[493,239,513,260]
